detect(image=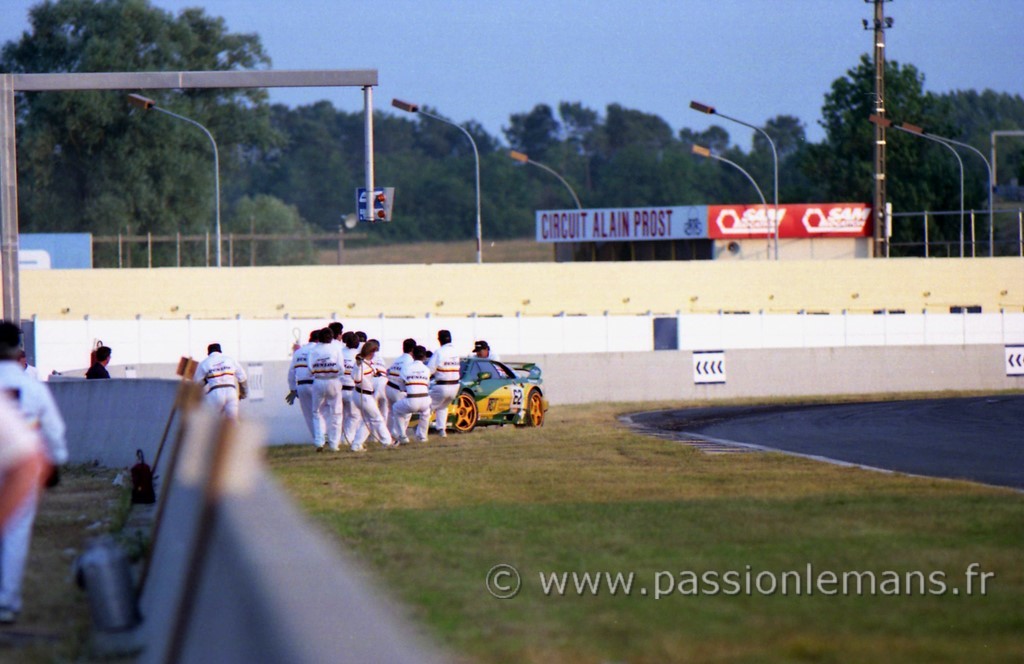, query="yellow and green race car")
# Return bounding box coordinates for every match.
[446,357,548,433]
